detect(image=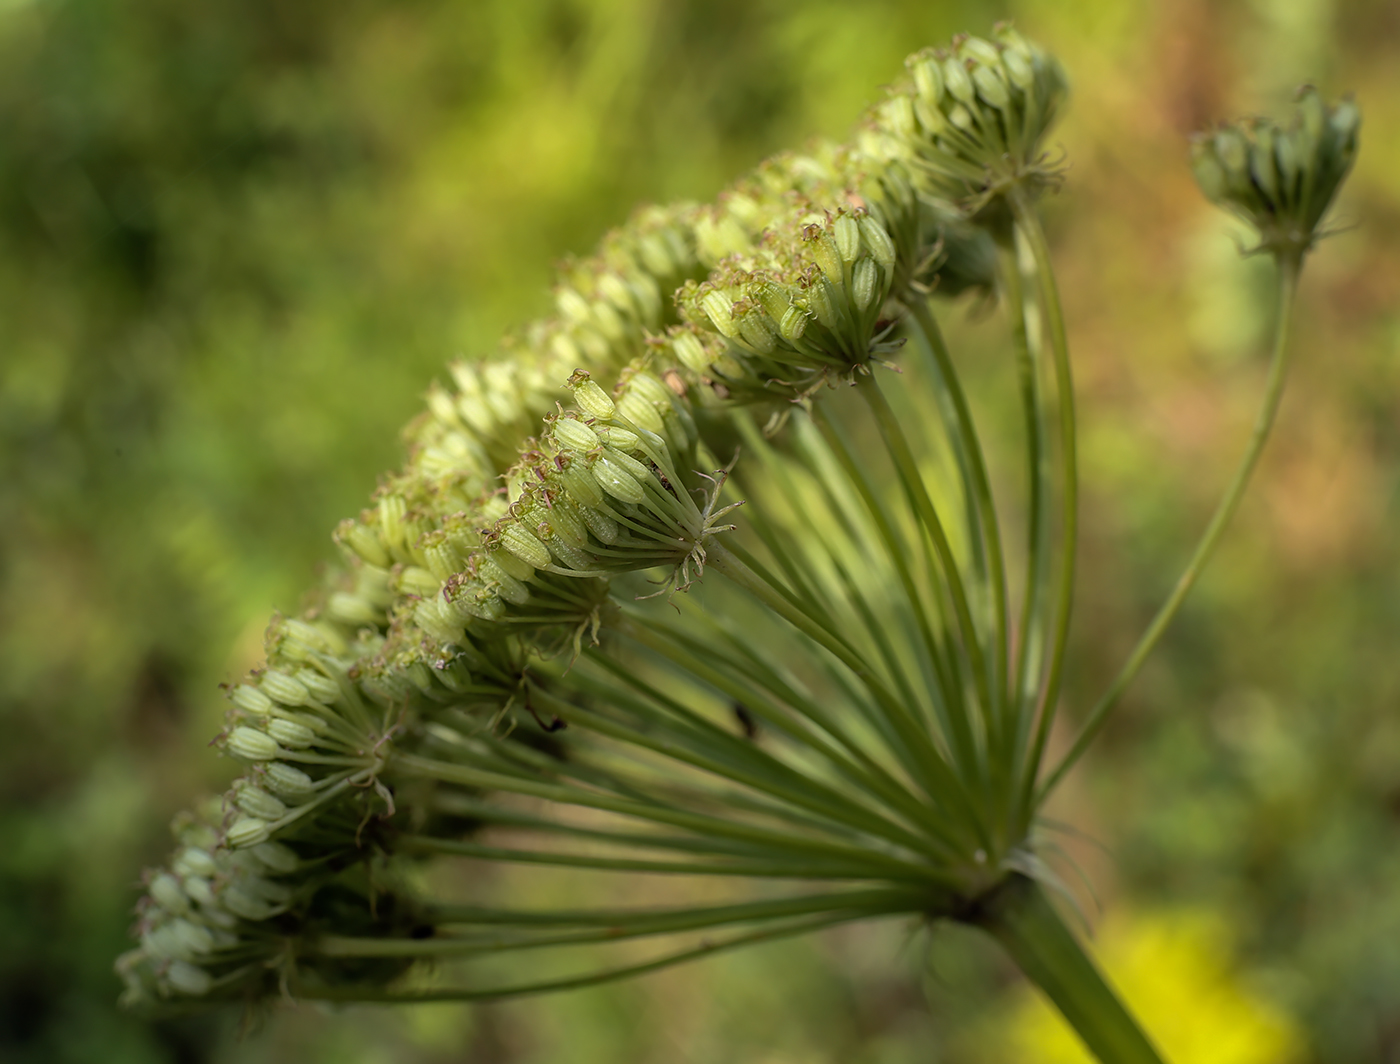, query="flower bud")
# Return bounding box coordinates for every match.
[226,727,282,762]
